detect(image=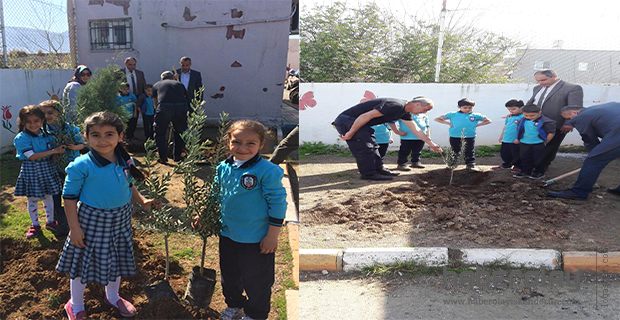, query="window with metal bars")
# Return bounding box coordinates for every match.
[89,18,132,50]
